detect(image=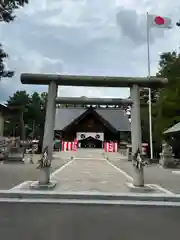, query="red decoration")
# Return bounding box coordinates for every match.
[154,16,165,25]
